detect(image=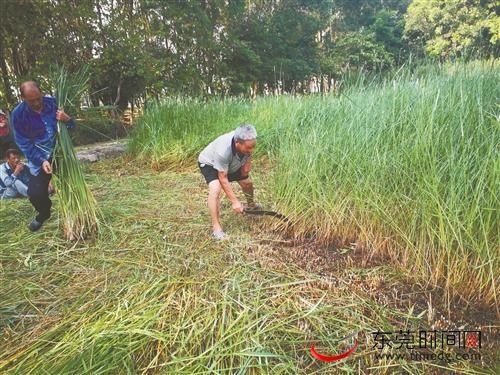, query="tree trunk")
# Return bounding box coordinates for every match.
[96,1,107,50]
[250,81,258,99]
[0,39,15,107]
[110,73,123,134]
